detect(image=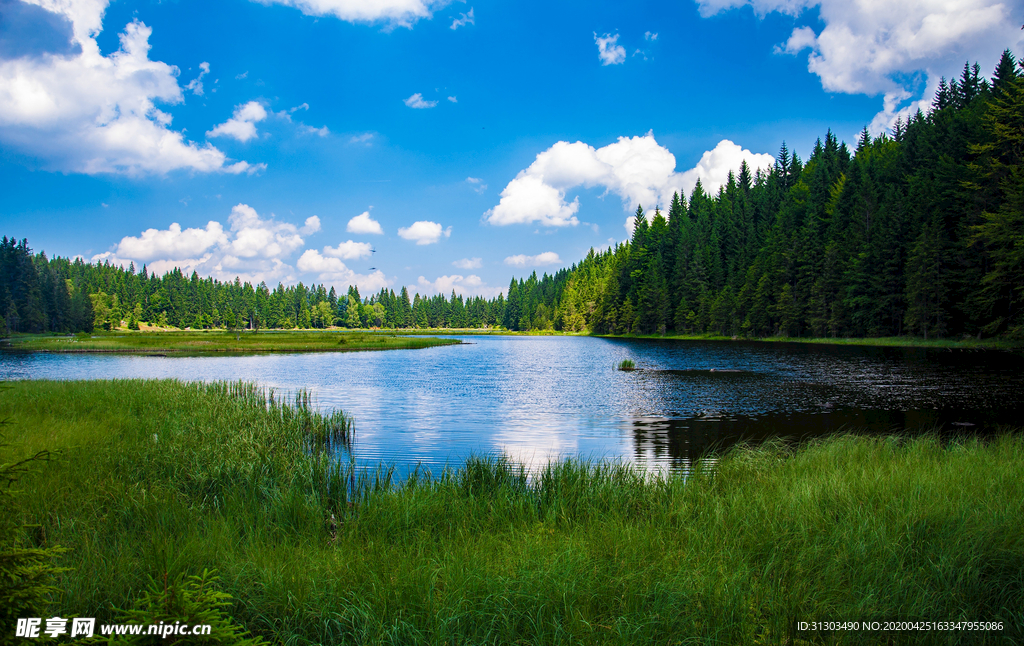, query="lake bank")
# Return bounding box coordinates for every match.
[7,328,1020,355]
[0,330,461,355]
[3,379,1021,645]
[593,332,1024,351]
